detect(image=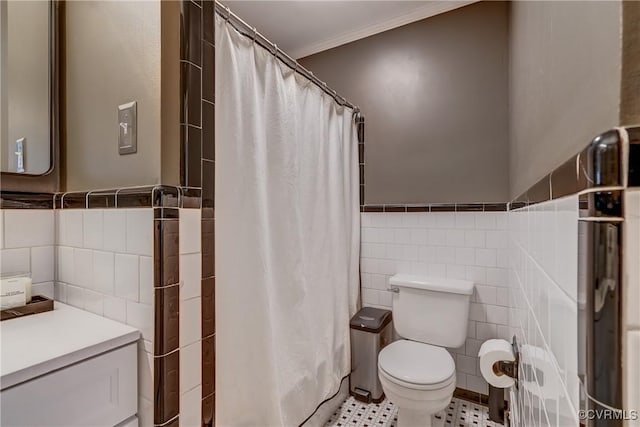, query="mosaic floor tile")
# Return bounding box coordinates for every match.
[324,396,503,427]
